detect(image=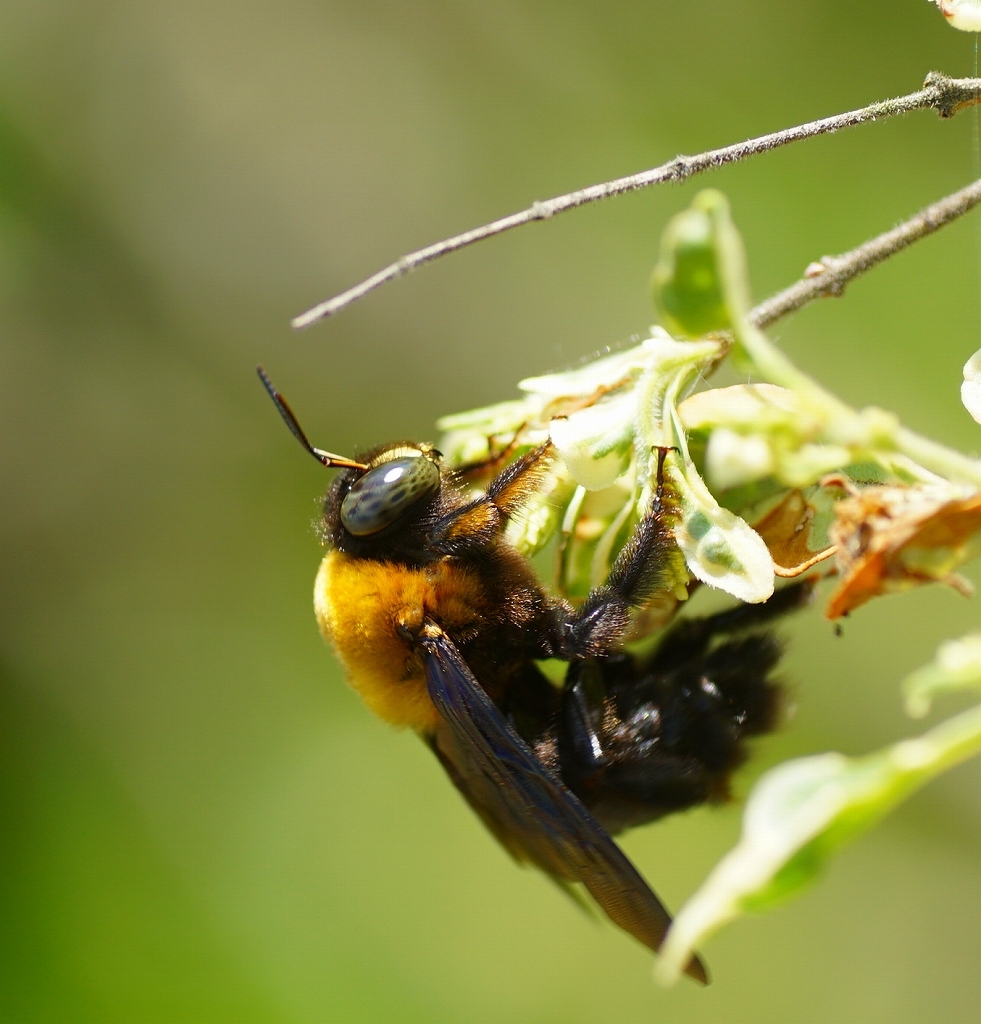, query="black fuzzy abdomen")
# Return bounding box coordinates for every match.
[556,632,785,835]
